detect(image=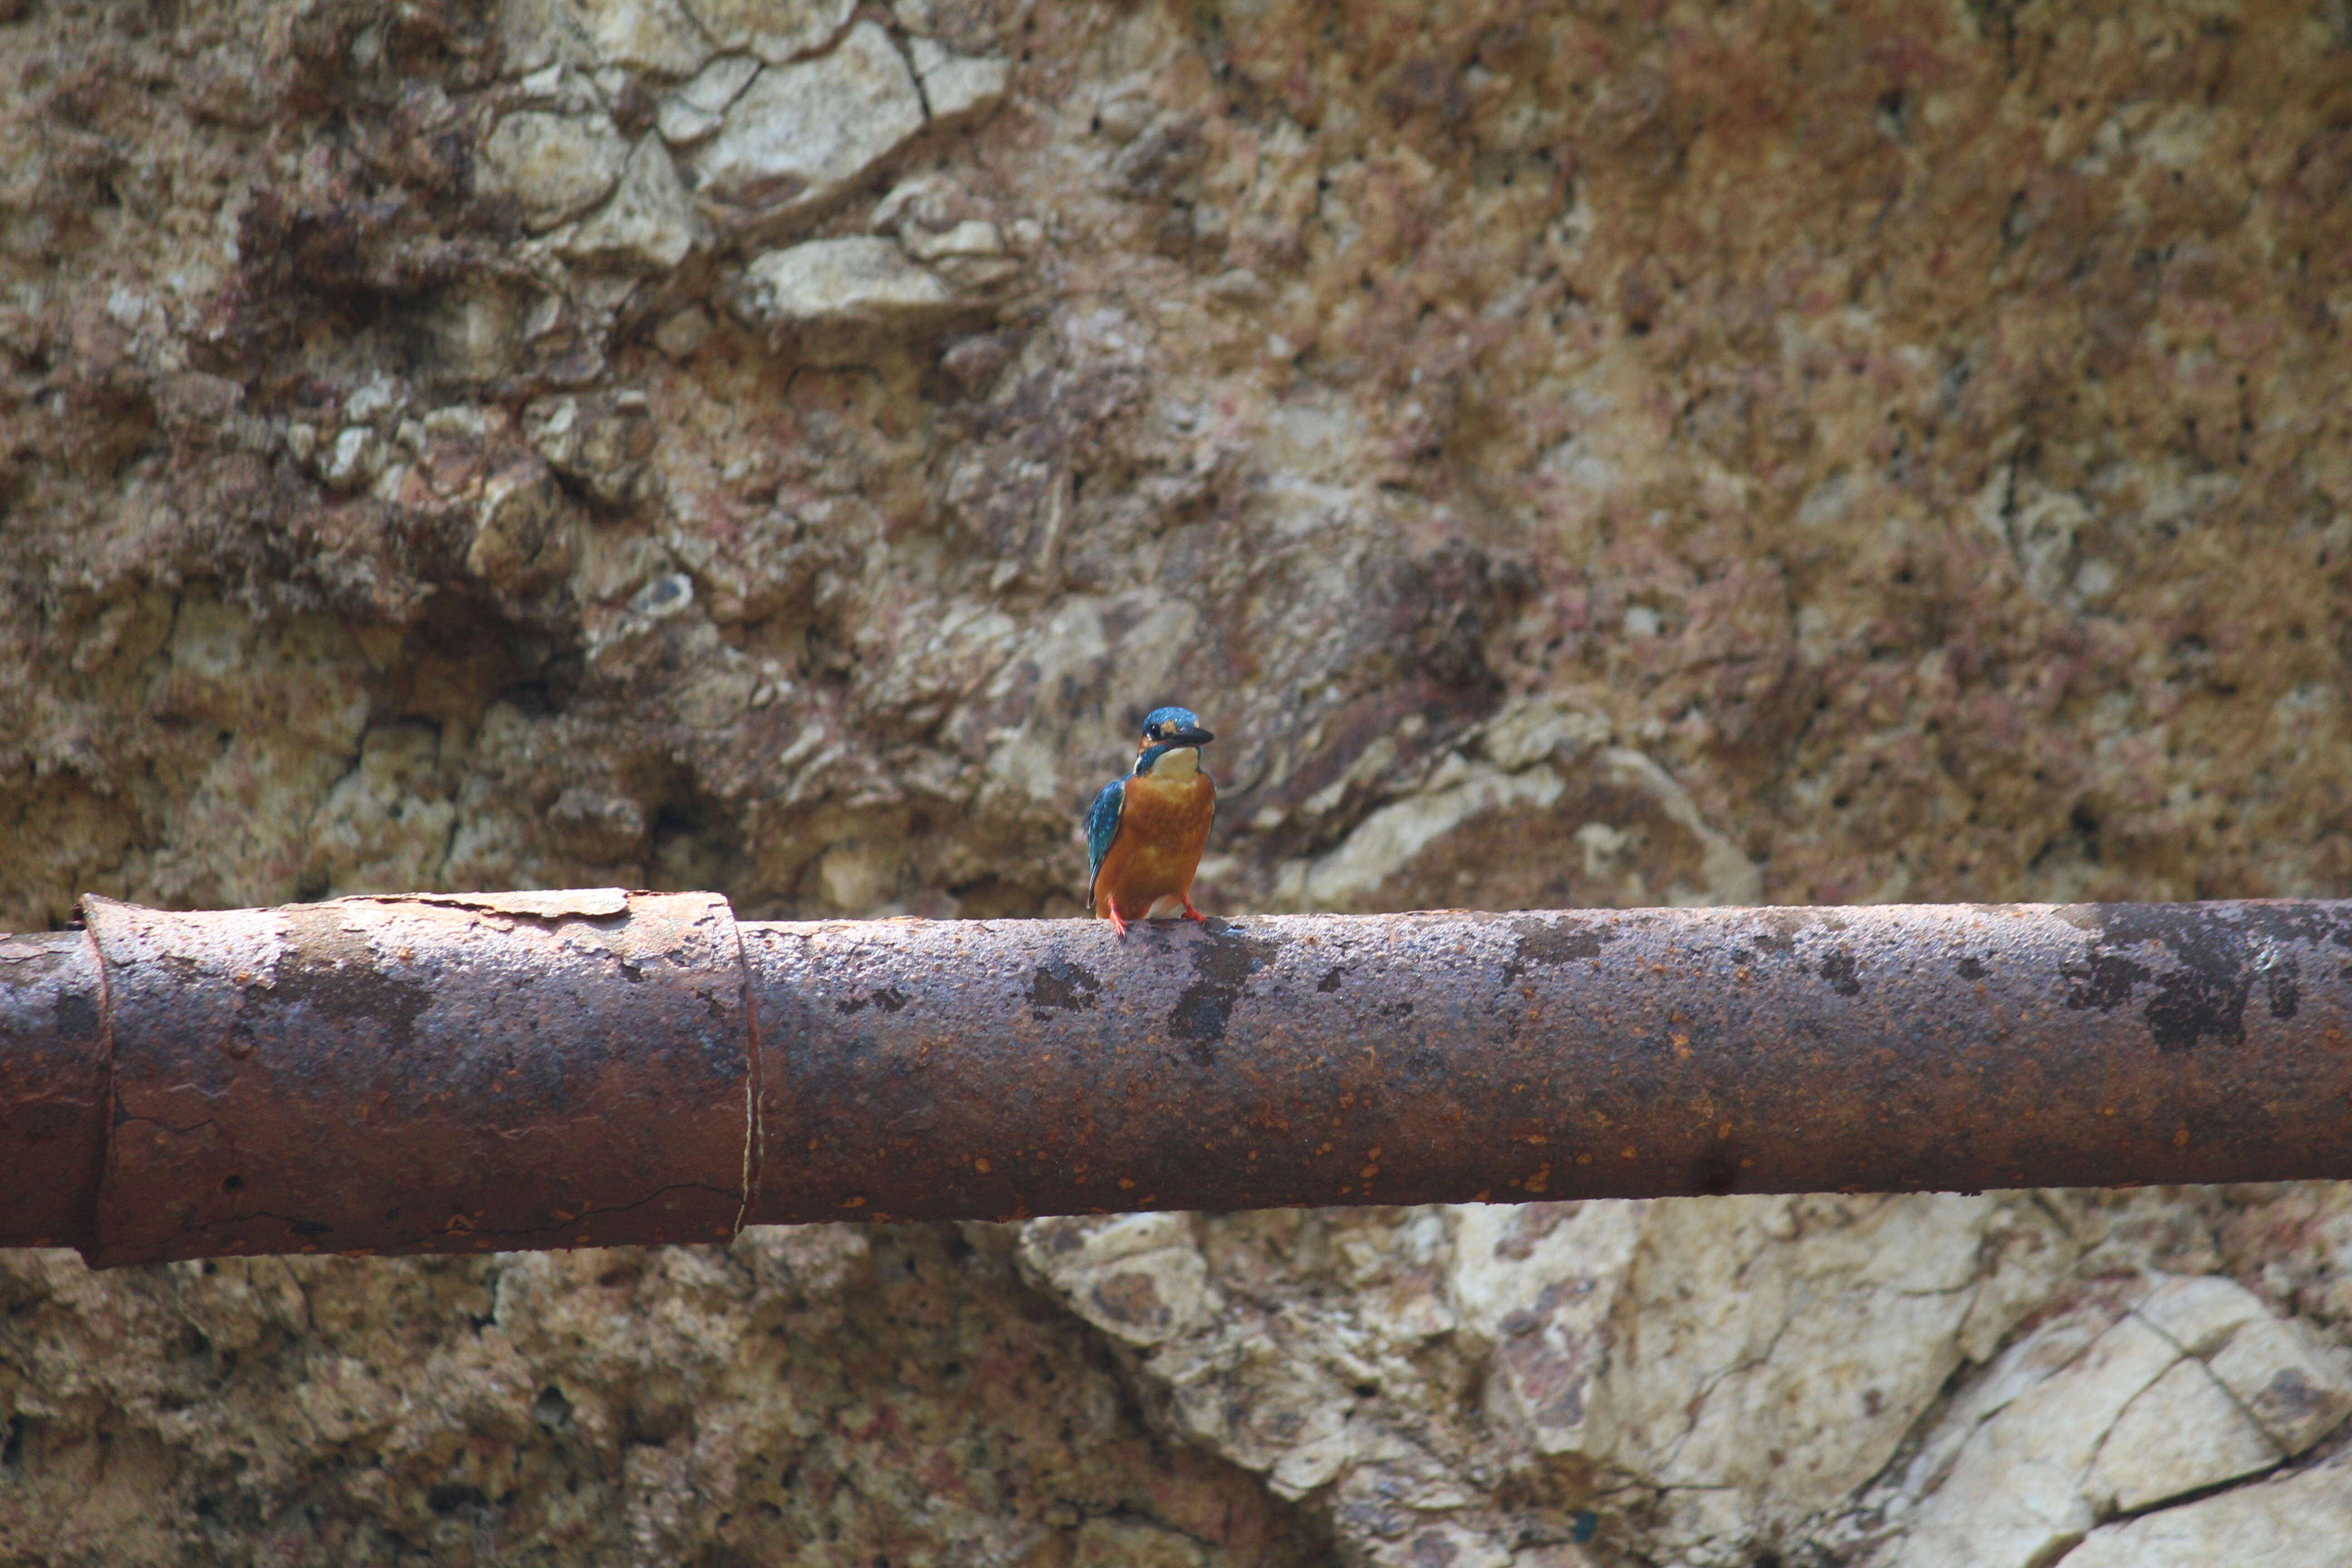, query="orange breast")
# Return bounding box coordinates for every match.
[1093,771,1215,918]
